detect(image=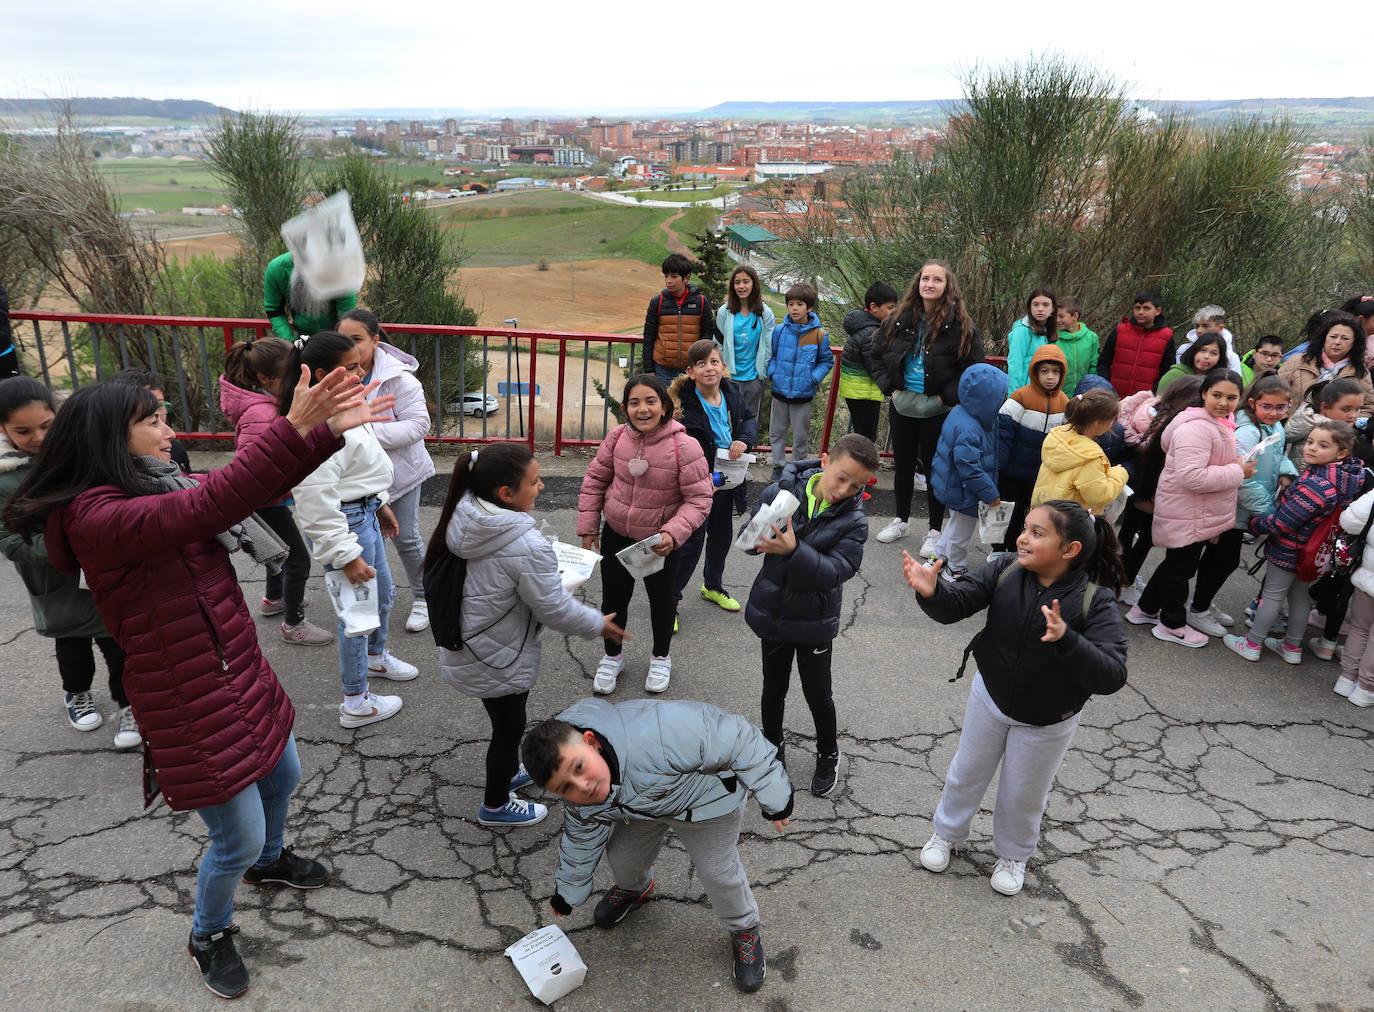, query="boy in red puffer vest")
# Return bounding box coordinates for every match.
[1097,290,1174,397]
